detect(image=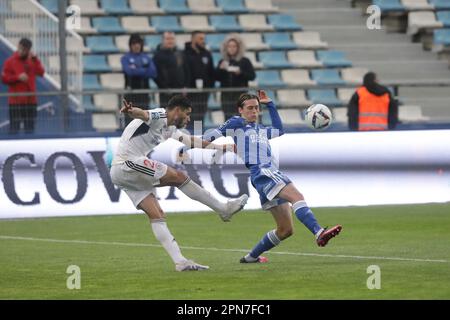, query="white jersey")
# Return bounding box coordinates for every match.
[112,108,185,165]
